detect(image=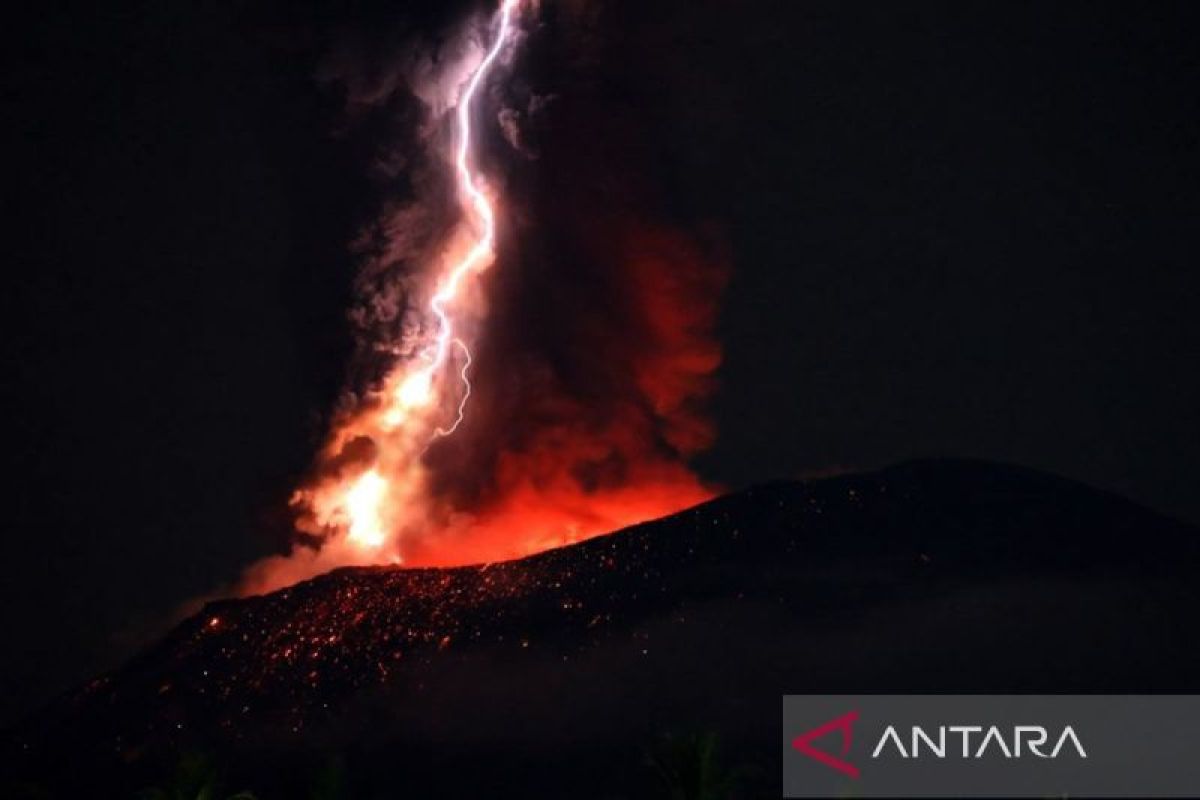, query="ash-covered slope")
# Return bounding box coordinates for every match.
[9,459,1200,797]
